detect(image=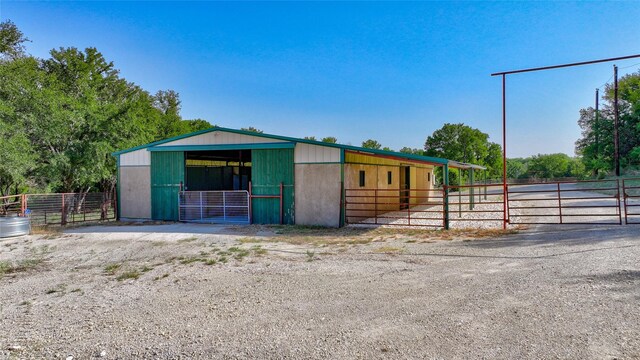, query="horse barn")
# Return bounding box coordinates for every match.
[113,127,484,227]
